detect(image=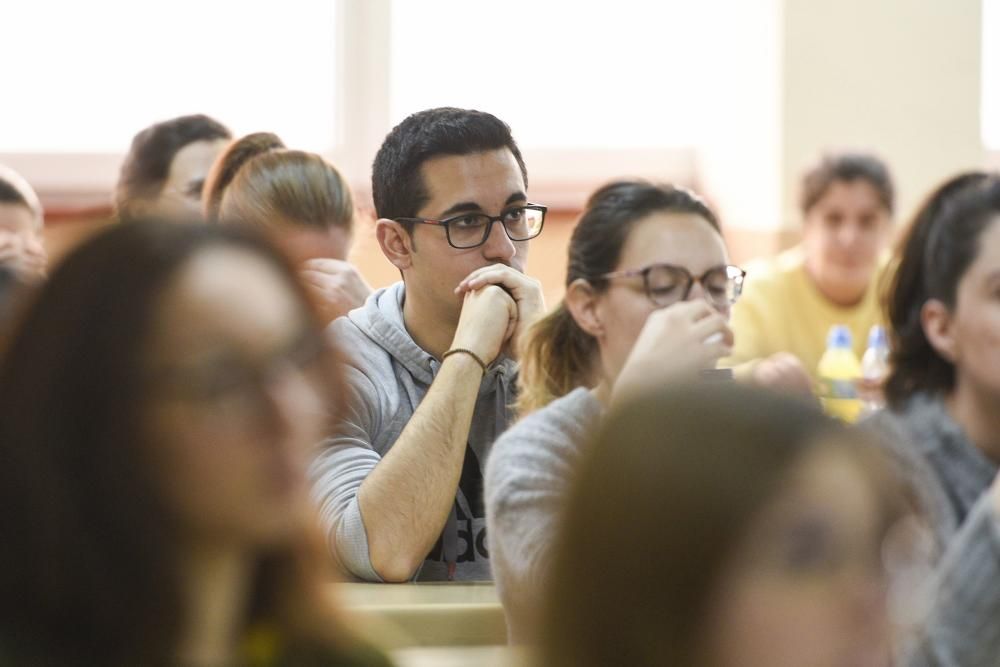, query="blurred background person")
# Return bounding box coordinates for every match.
[728,152,895,381]
[114,114,231,221]
[541,382,910,667]
[868,172,1000,666]
[486,180,810,643]
[0,163,47,284]
[0,220,390,666]
[204,132,371,323]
